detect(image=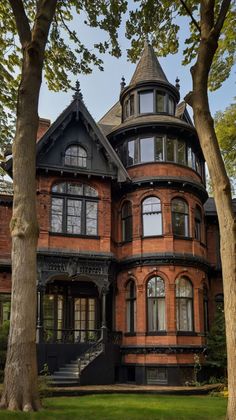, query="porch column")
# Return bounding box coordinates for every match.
[36,285,45,343]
